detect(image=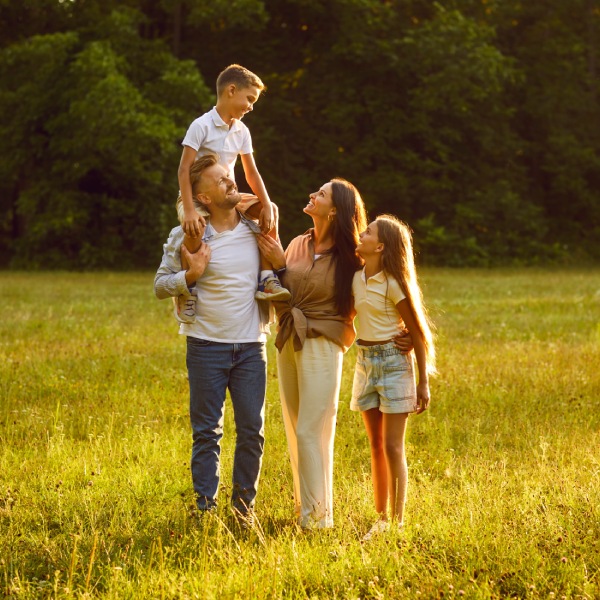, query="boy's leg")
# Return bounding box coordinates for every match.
[173,233,202,324]
[250,202,291,301]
